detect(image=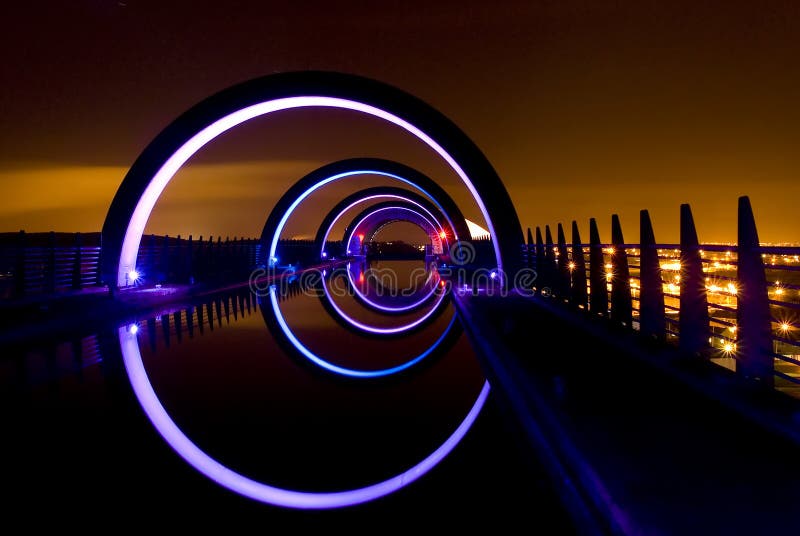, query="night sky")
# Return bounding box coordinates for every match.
[1,1,798,243]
